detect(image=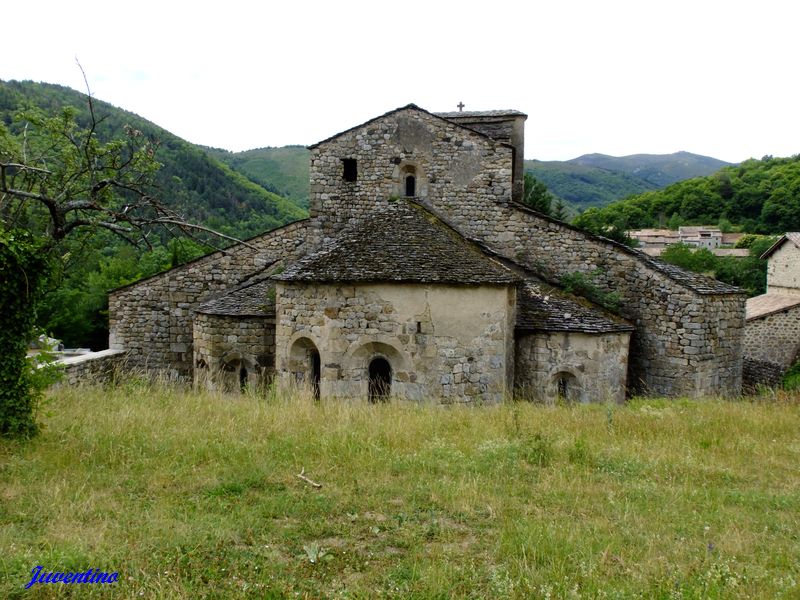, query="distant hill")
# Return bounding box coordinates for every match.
[206,146,310,208]
[570,151,732,187]
[525,152,732,210]
[0,80,307,239]
[573,155,800,234]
